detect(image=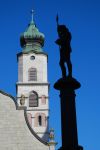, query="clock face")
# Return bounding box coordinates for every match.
[30,55,35,60]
